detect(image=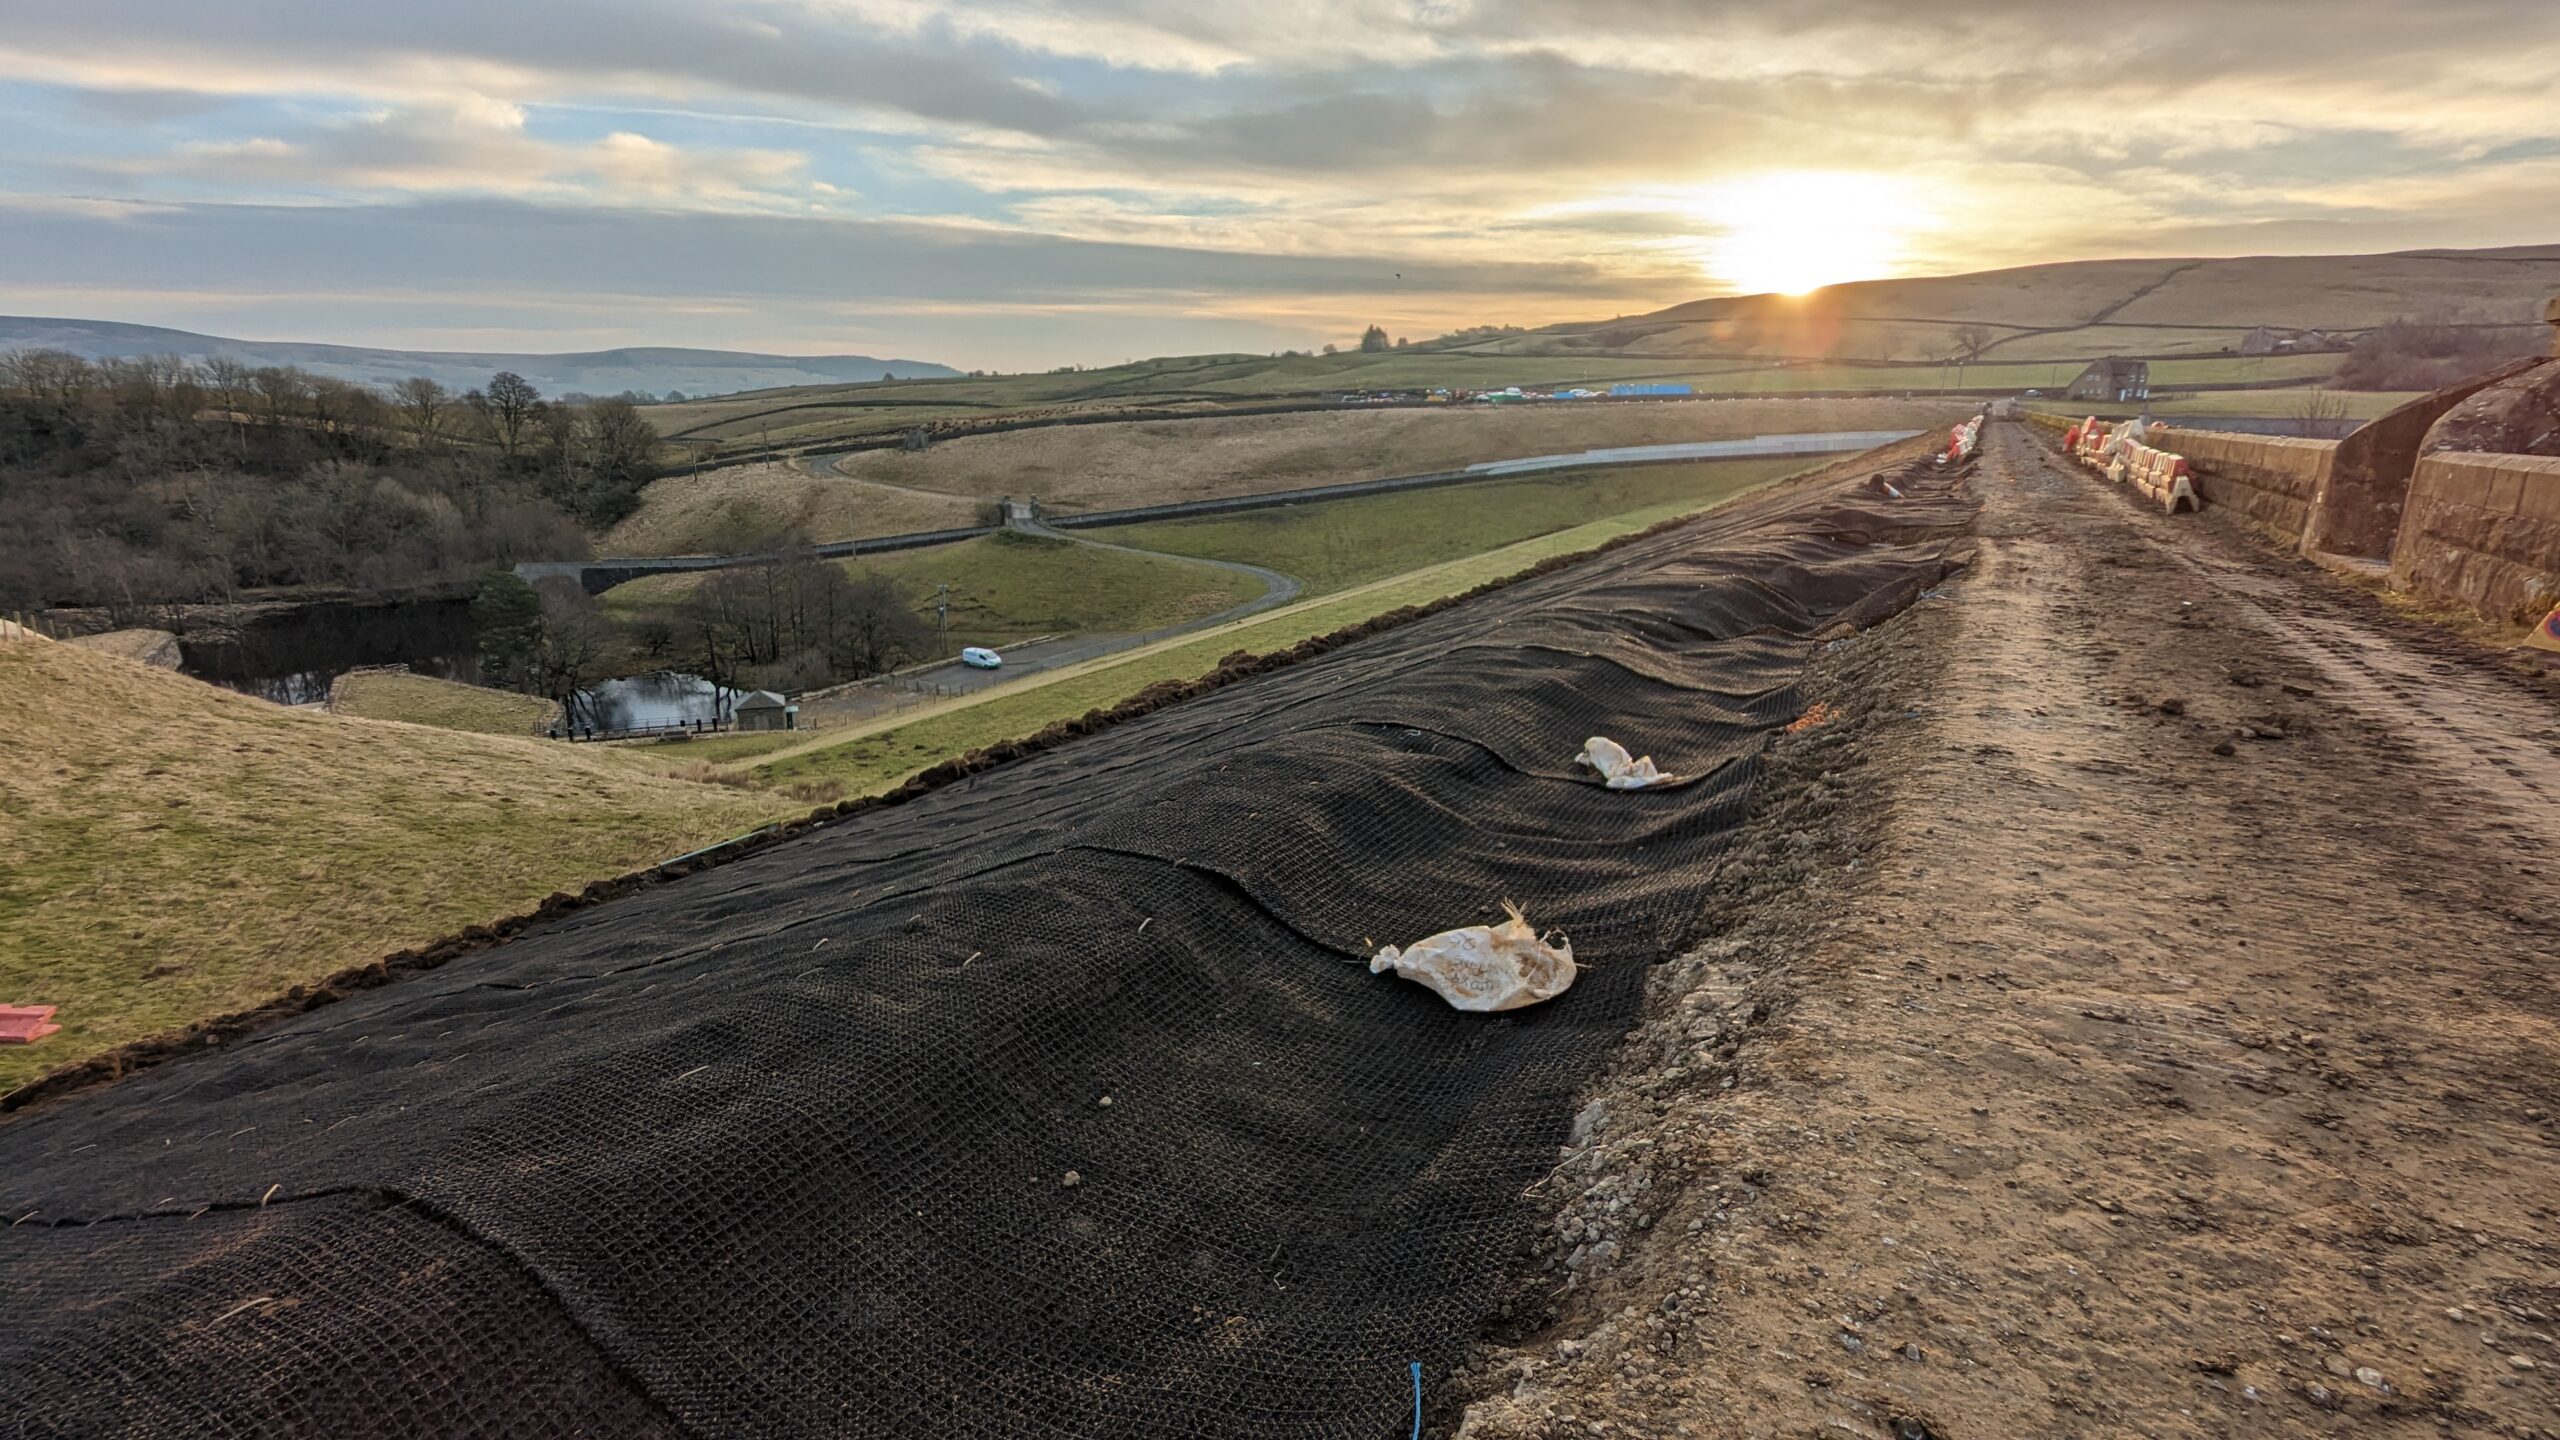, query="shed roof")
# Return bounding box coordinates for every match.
[736,689,791,710]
